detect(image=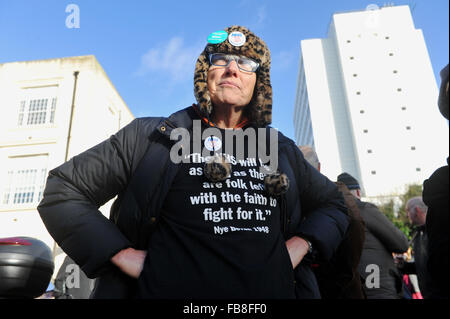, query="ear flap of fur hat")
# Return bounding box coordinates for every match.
[264,172,290,196]
[204,154,232,182]
[194,25,272,128]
